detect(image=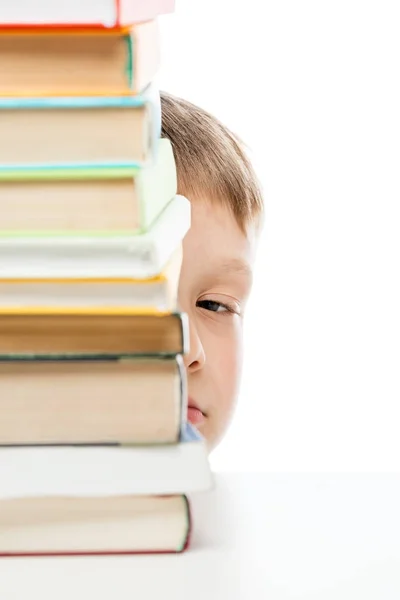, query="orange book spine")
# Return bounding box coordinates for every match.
[0,27,130,36]
[0,310,169,318]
